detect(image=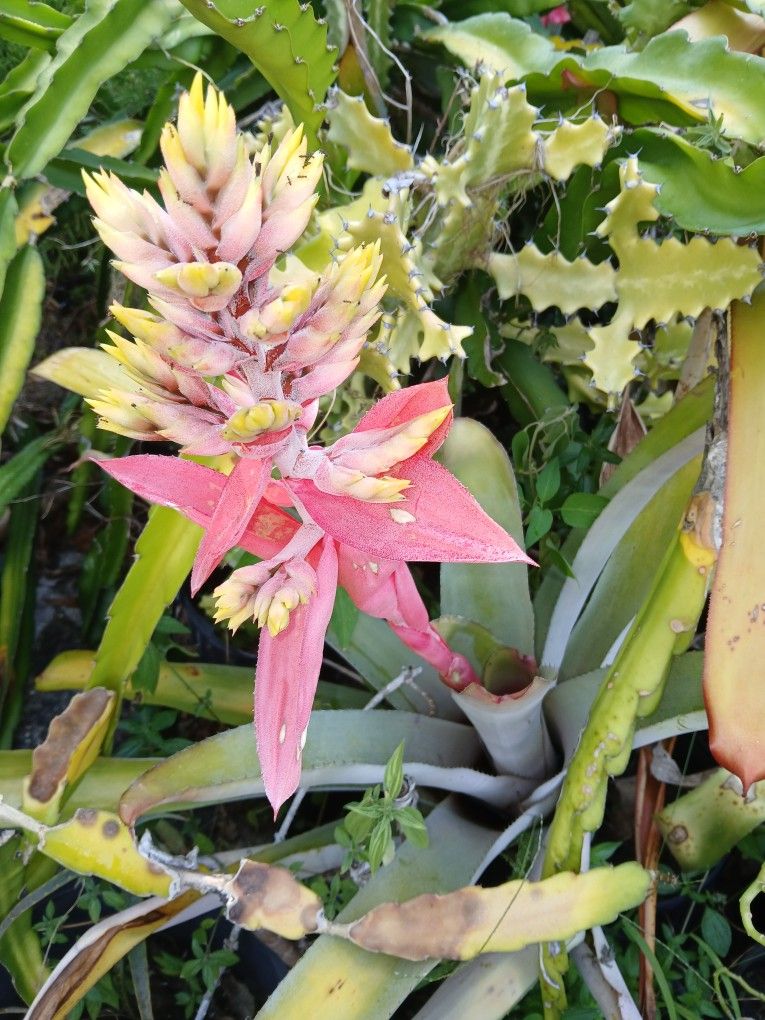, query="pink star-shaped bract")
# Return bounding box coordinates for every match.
[96,381,531,813]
